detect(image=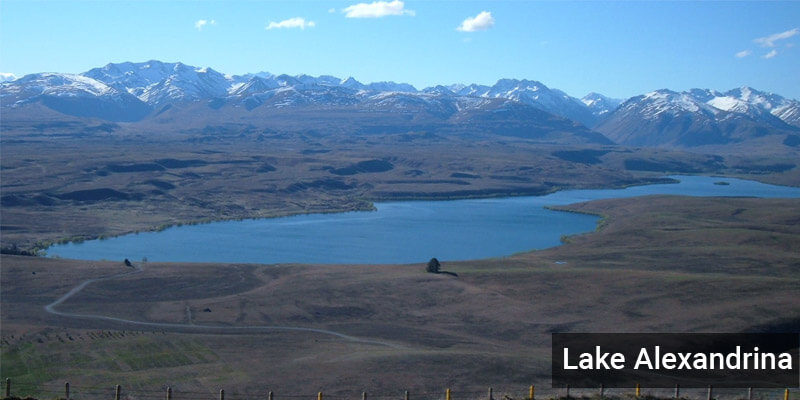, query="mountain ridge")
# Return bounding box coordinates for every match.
[595,87,800,147]
[2,60,799,149]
